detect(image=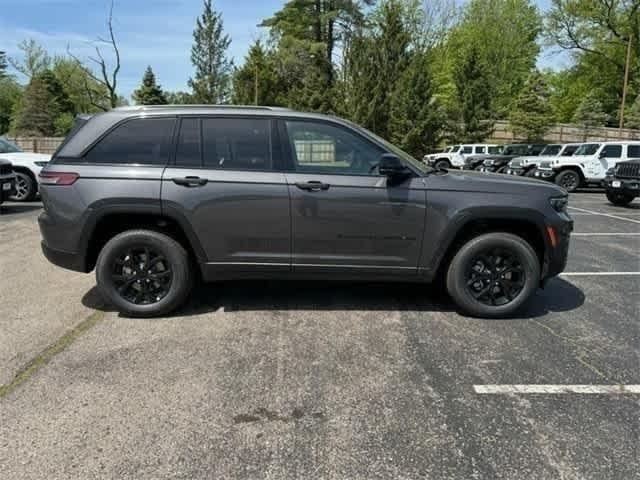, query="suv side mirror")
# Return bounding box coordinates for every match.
[598,151,606,159]
[378,154,410,177]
